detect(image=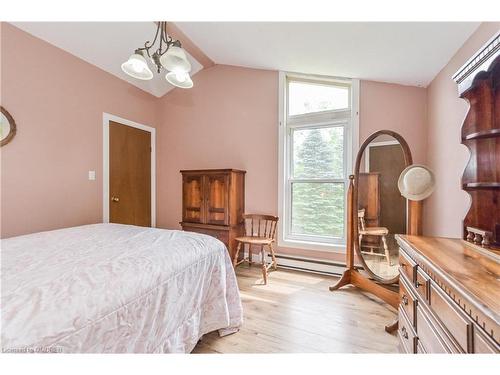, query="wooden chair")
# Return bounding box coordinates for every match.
[358,209,392,265]
[233,214,279,284]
